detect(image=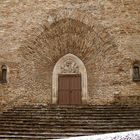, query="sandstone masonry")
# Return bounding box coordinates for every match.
[0,0,140,111]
